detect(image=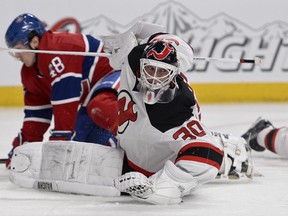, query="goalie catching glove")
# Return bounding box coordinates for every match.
[114,160,198,205]
[102,21,165,69]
